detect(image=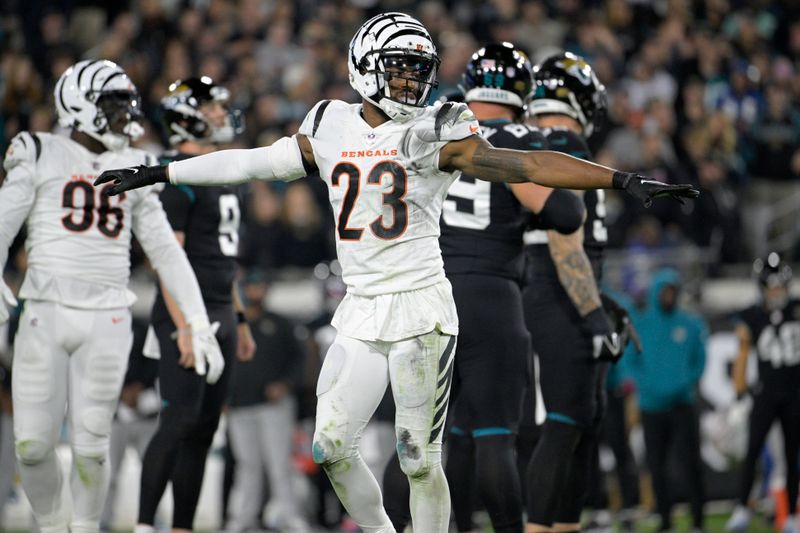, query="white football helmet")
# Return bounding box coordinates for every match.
[348,12,440,122]
[54,59,144,151]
